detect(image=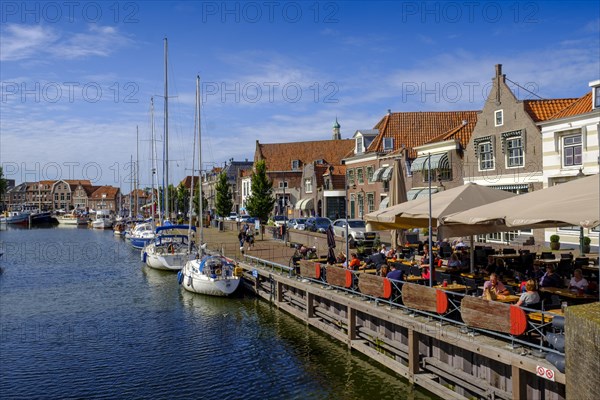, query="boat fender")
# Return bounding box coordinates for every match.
[142,252,147,263]
[215,268,221,276]
[168,243,174,254]
[177,271,183,285]
[187,275,193,287]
